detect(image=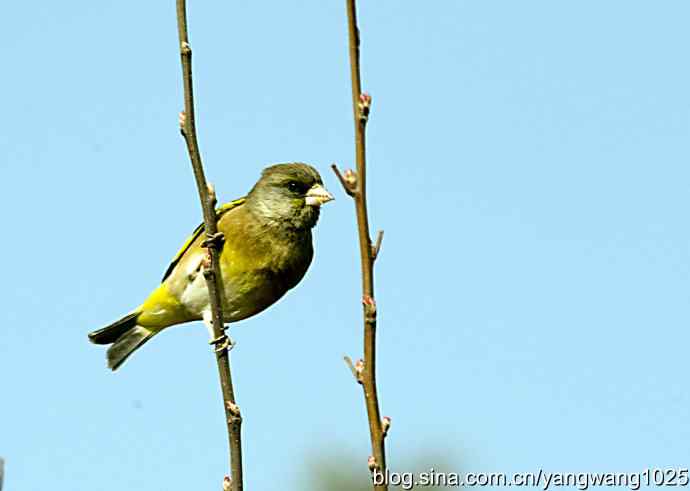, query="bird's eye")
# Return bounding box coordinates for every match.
[287,181,301,193]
